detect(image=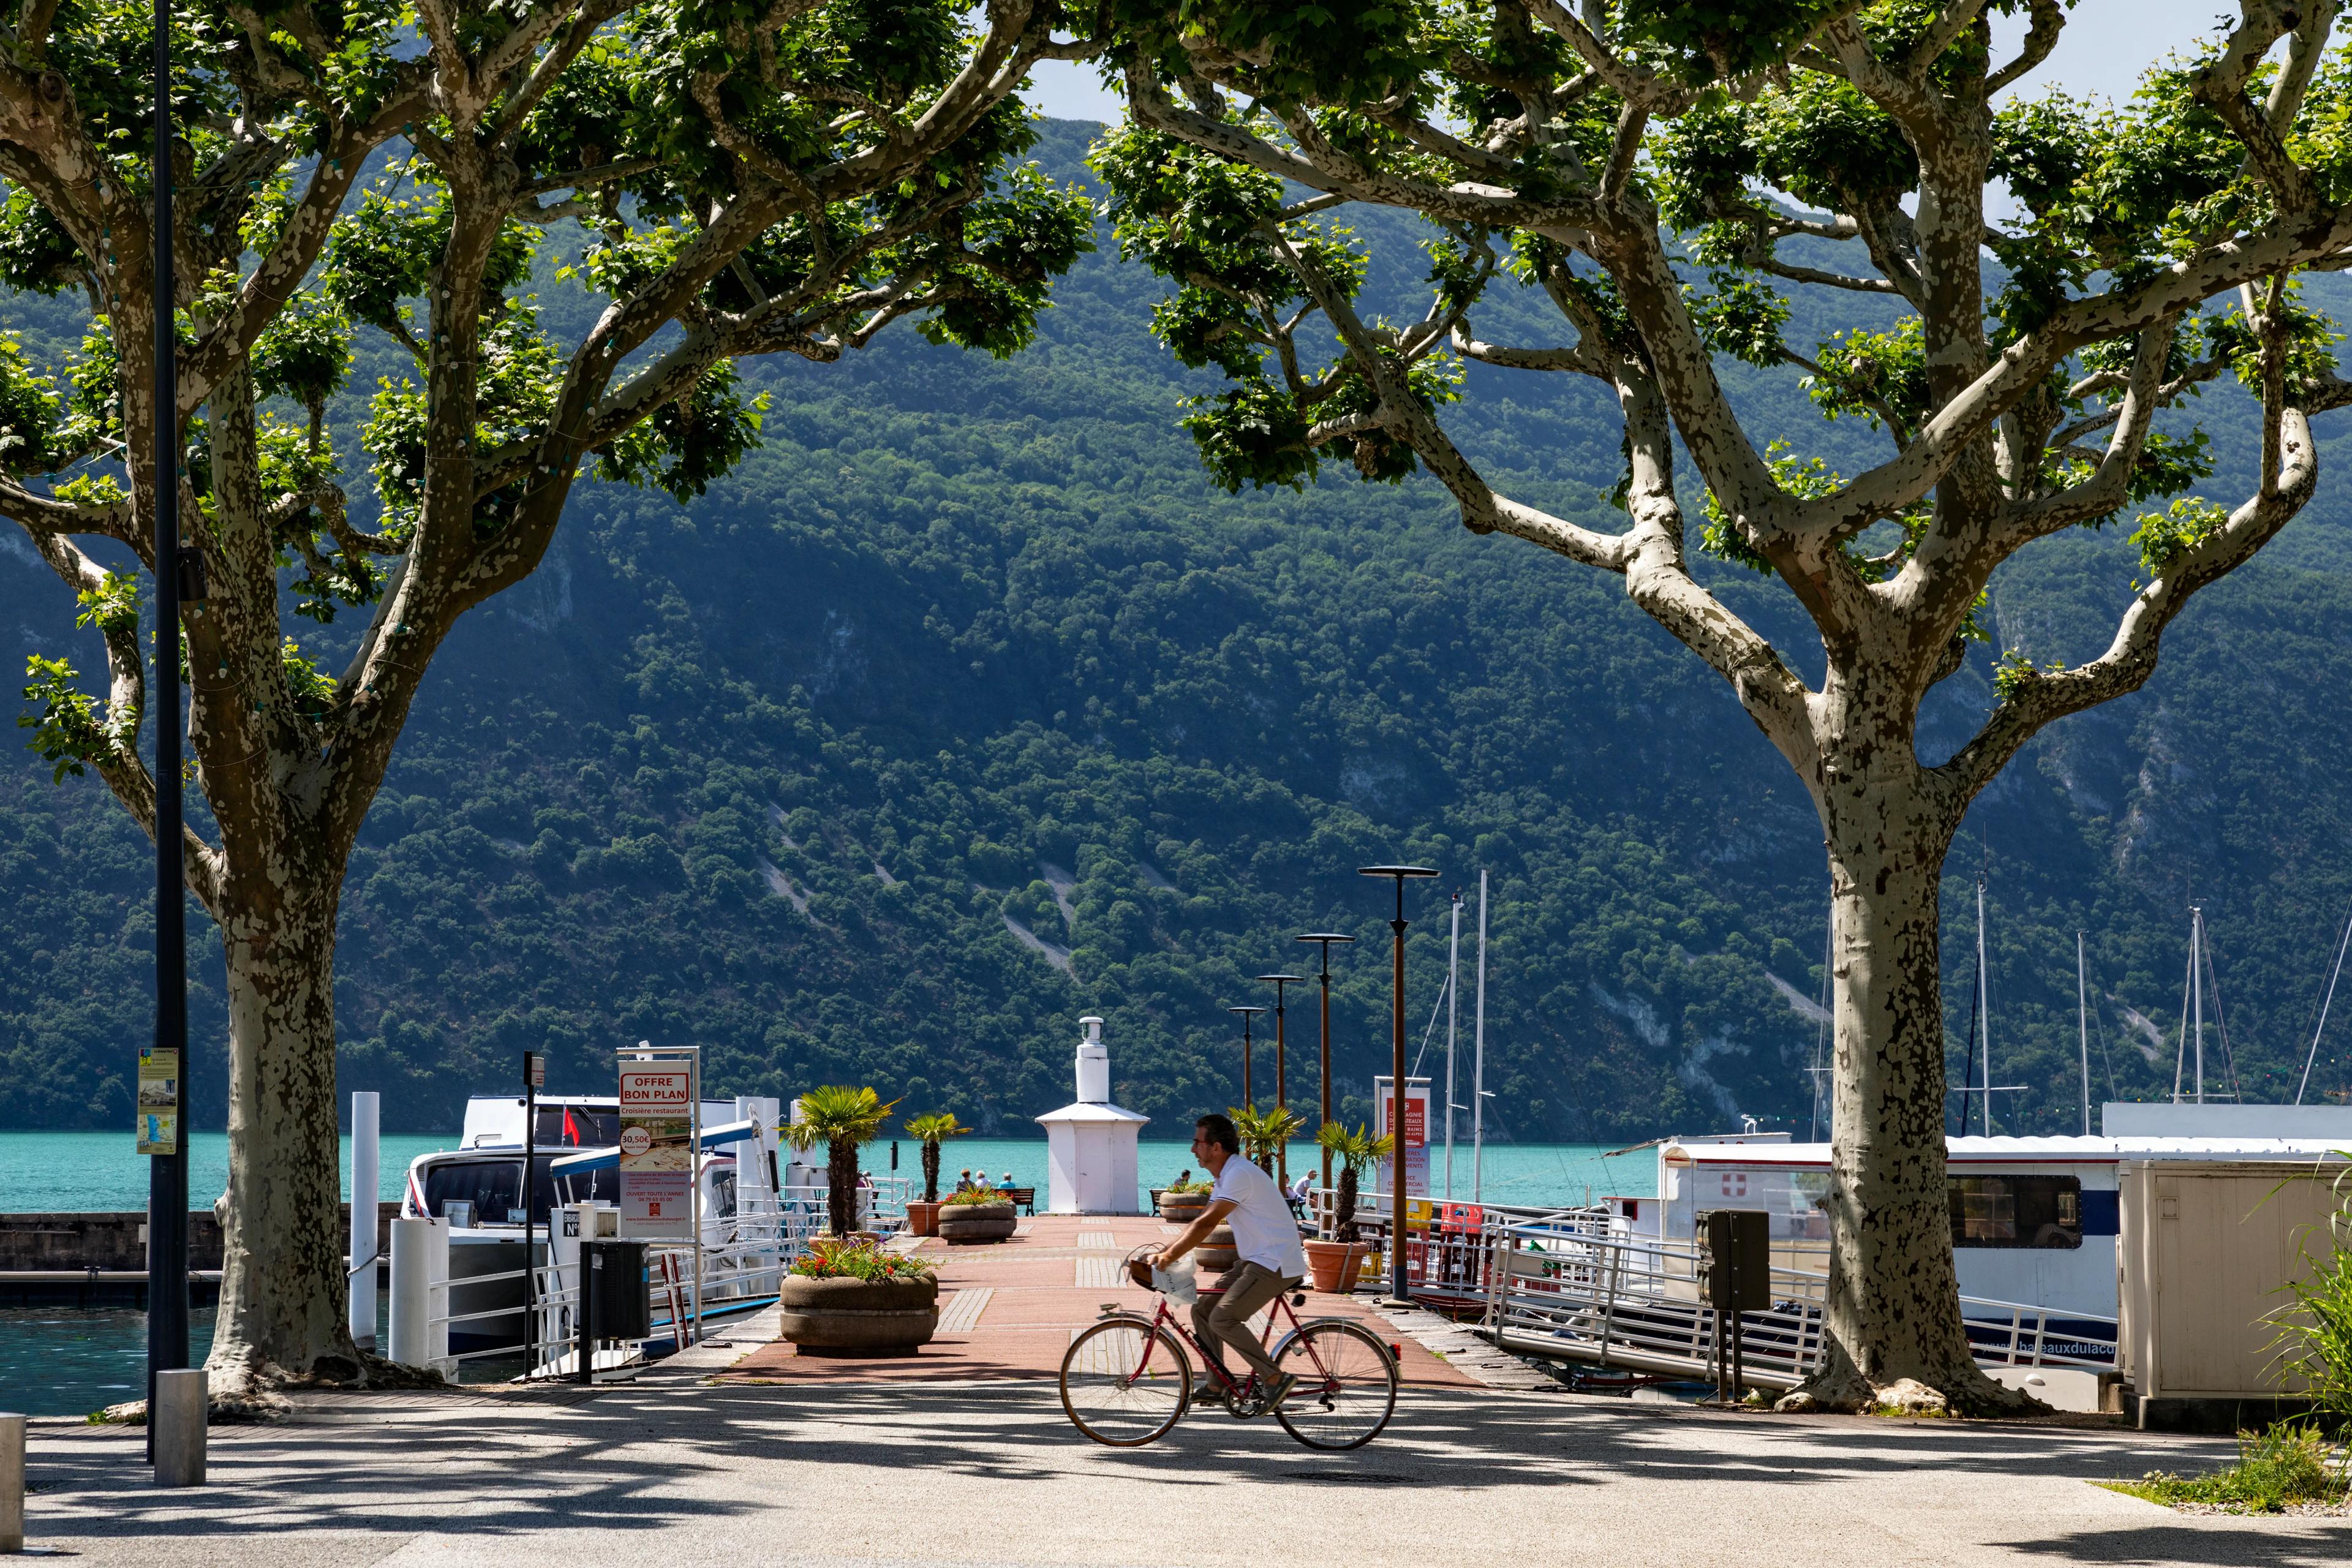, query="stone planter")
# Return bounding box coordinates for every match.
[905,1200,941,1237]
[938,1199,1017,1244]
[1193,1224,1237,1274]
[1304,1238,1368,1294]
[777,1274,940,1353]
[1159,1193,1209,1225]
